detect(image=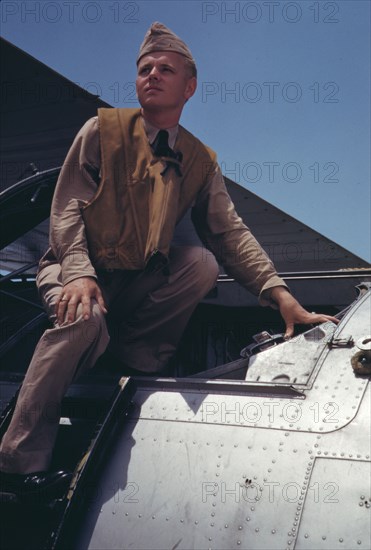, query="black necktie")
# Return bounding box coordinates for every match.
[152,130,183,176]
